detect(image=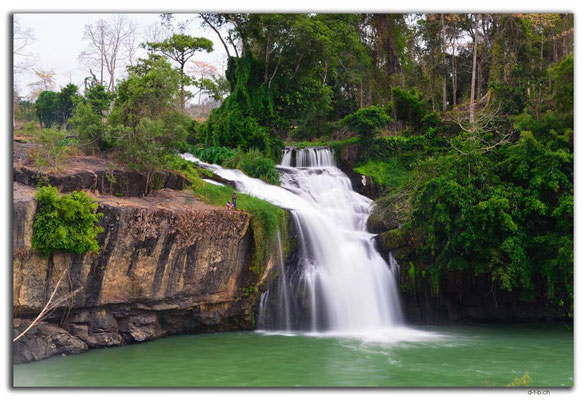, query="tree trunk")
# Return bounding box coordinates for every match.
[477,57,482,101]
[452,21,458,107]
[264,33,272,86]
[360,78,364,108]
[441,13,447,112]
[469,14,479,124]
